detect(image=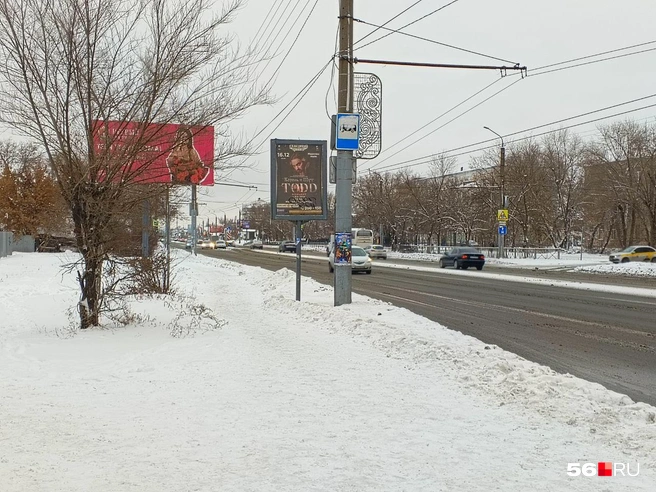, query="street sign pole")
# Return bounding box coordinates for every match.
[295,220,302,302]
